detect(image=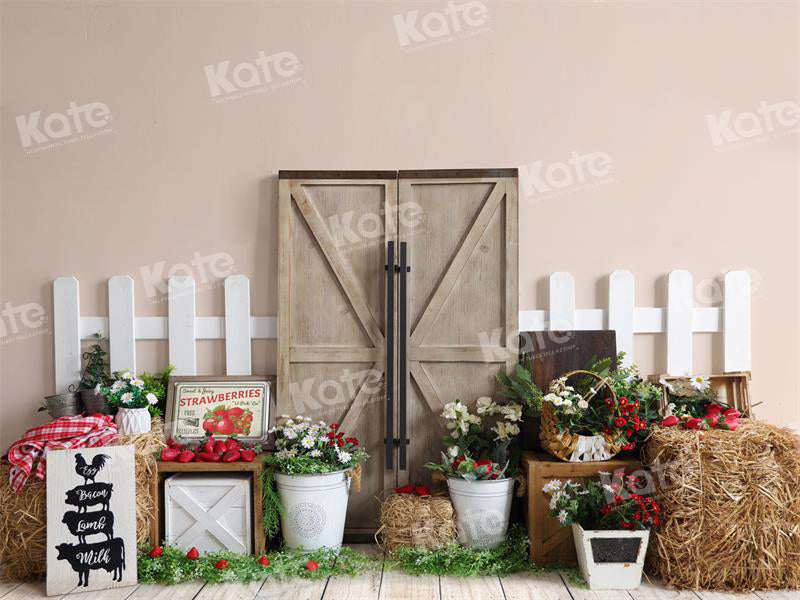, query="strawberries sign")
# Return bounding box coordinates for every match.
[165,377,272,444]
